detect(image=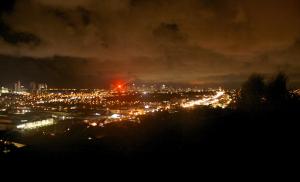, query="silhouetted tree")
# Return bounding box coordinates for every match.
[237,72,299,111]
[238,74,265,110]
[266,72,289,108]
